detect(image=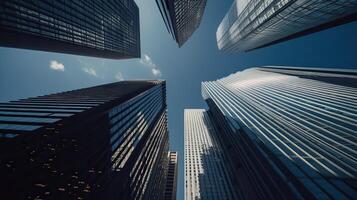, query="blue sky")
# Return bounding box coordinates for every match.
[1,0,357,199]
